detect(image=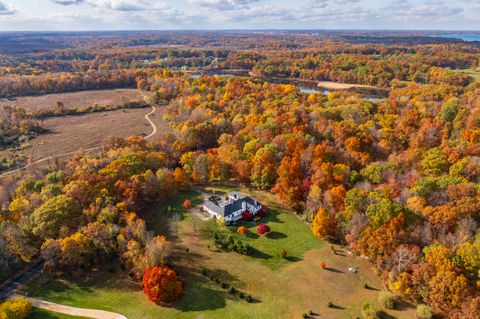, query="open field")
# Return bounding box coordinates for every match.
[457,67,480,80]
[24,183,415,319]
[23,108,151,161]
[0,89,143,114]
